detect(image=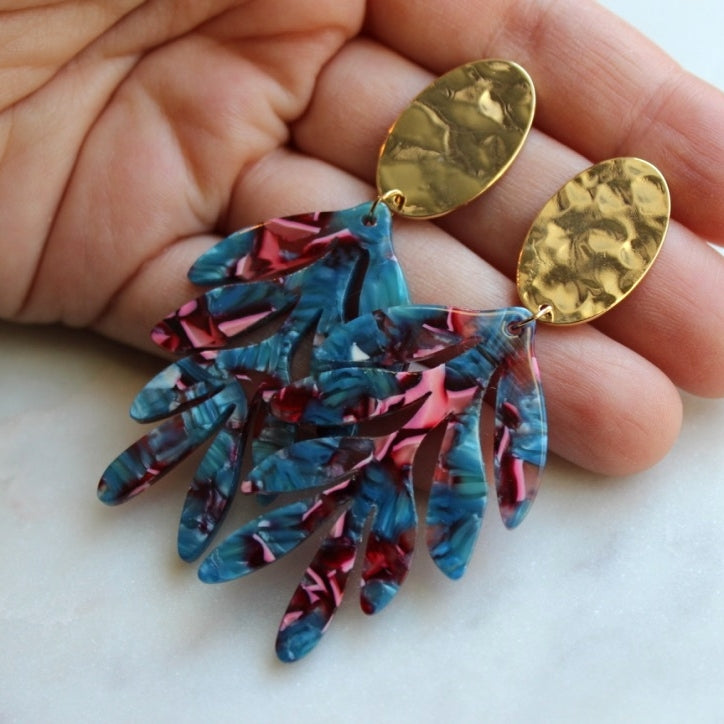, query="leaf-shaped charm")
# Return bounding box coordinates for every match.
[494,322,547,528]
[199,480,355,584]
[275,500,368,662]
[177,421,246,562]
[189,211,357,285]
[151,281,298,353]
[426,393,486,580]
[98,393,237,504]
[360,457,417,615]
[99,202,411,561]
